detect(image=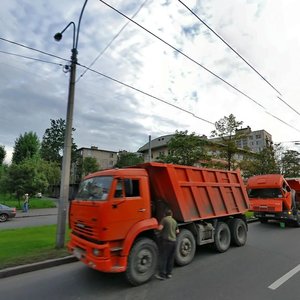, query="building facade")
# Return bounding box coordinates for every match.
[137,127,273,163]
